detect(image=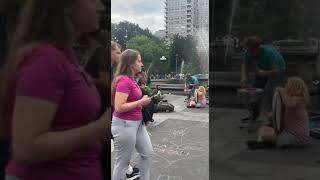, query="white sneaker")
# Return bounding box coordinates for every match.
[126,165,140,180]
